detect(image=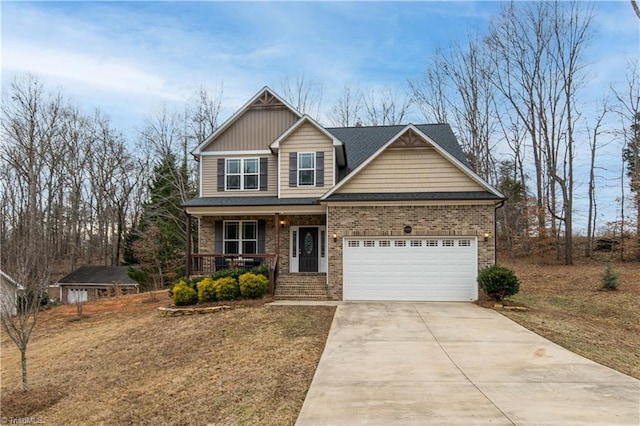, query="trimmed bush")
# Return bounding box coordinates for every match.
[239,272,269,299]
[601,264,619,290]
[172,282,198,306]
[197,277,218,303]
[478,265,520,301]
[215,277,240,301]
[168,279,188,298]
[212,267,246,282]
[250,264,269,278]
